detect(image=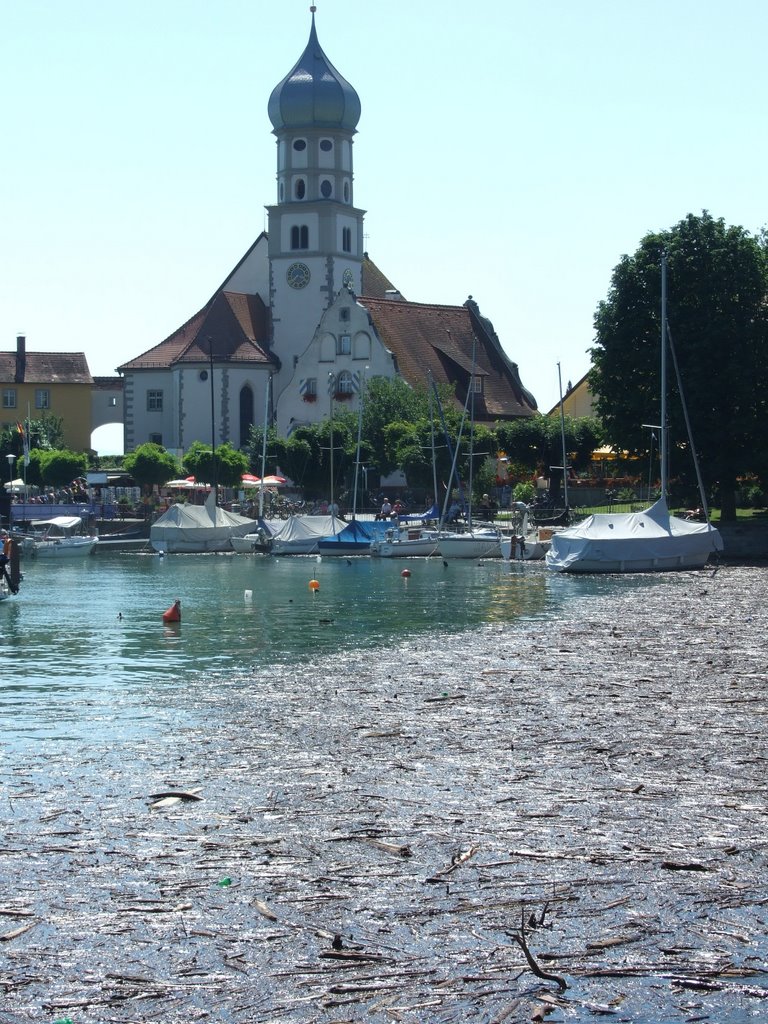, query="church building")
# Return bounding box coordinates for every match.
[117,11,537,454]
